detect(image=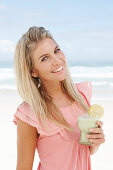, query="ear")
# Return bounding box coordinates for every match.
[31,68,38,78]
